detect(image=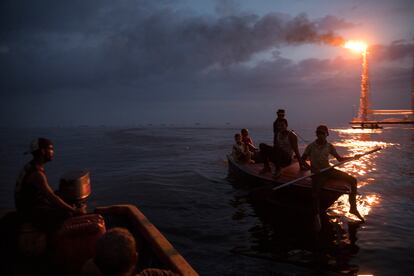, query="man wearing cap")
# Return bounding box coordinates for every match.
[301,125,364,224]
[273,109,286,145]
[15,138,80,231]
